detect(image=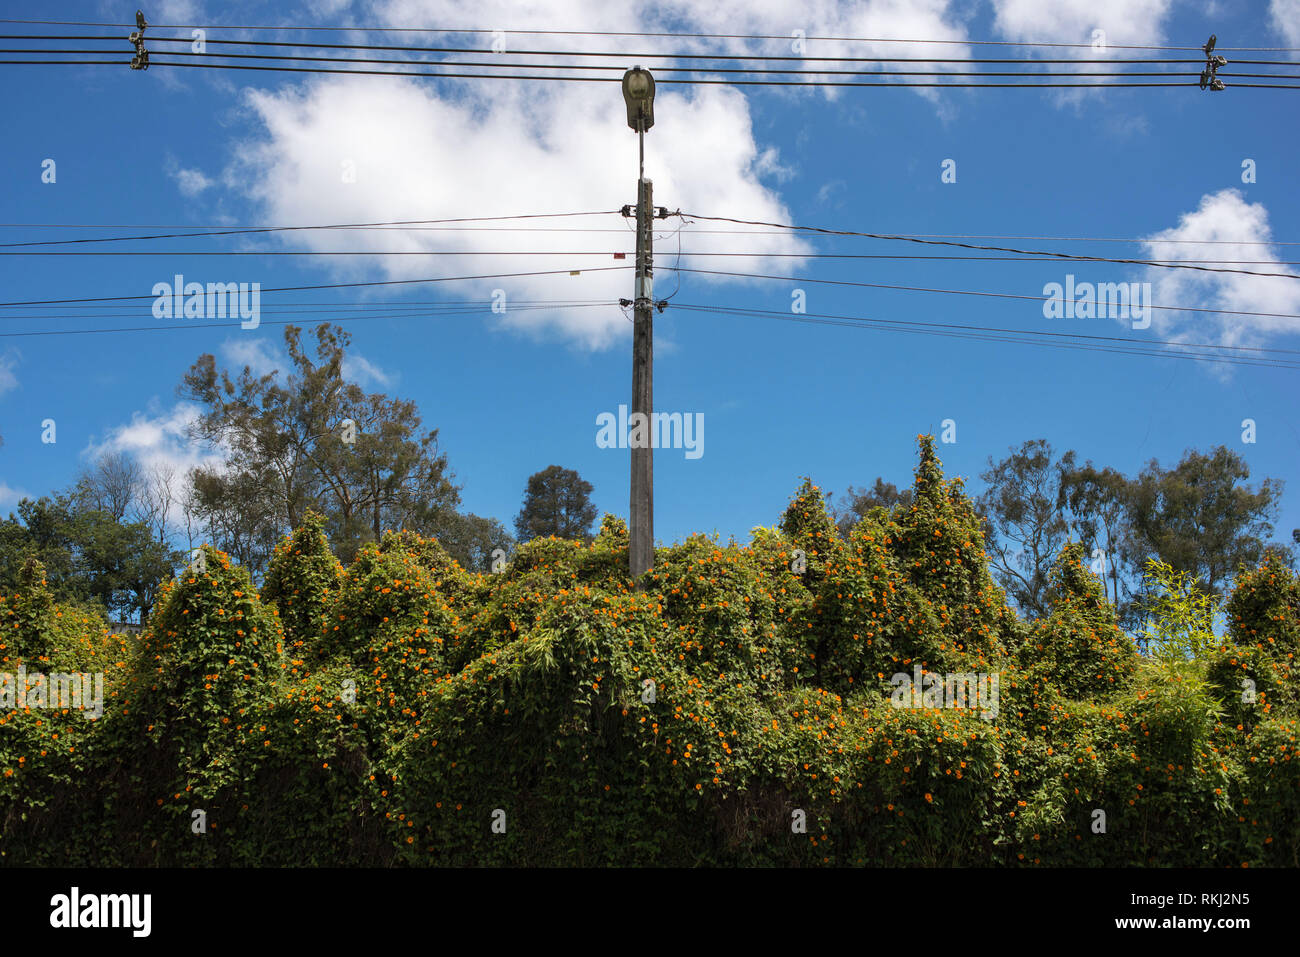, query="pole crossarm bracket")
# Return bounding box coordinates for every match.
[623,205,672,219]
